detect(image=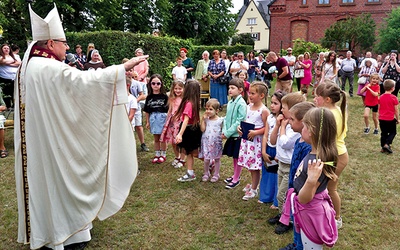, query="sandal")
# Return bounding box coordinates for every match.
[270,204,279,210]
[152,156,159,164]
[0,149,8,158]
[210,176,219,183]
